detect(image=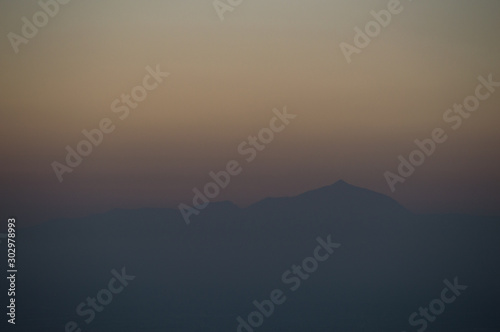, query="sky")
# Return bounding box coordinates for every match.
[1,0,499,226]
